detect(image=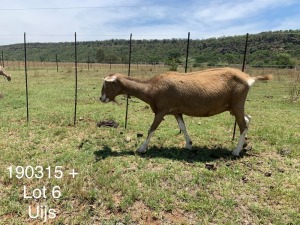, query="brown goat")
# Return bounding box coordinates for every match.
[0,66,11,81]
[100,67,272,156]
